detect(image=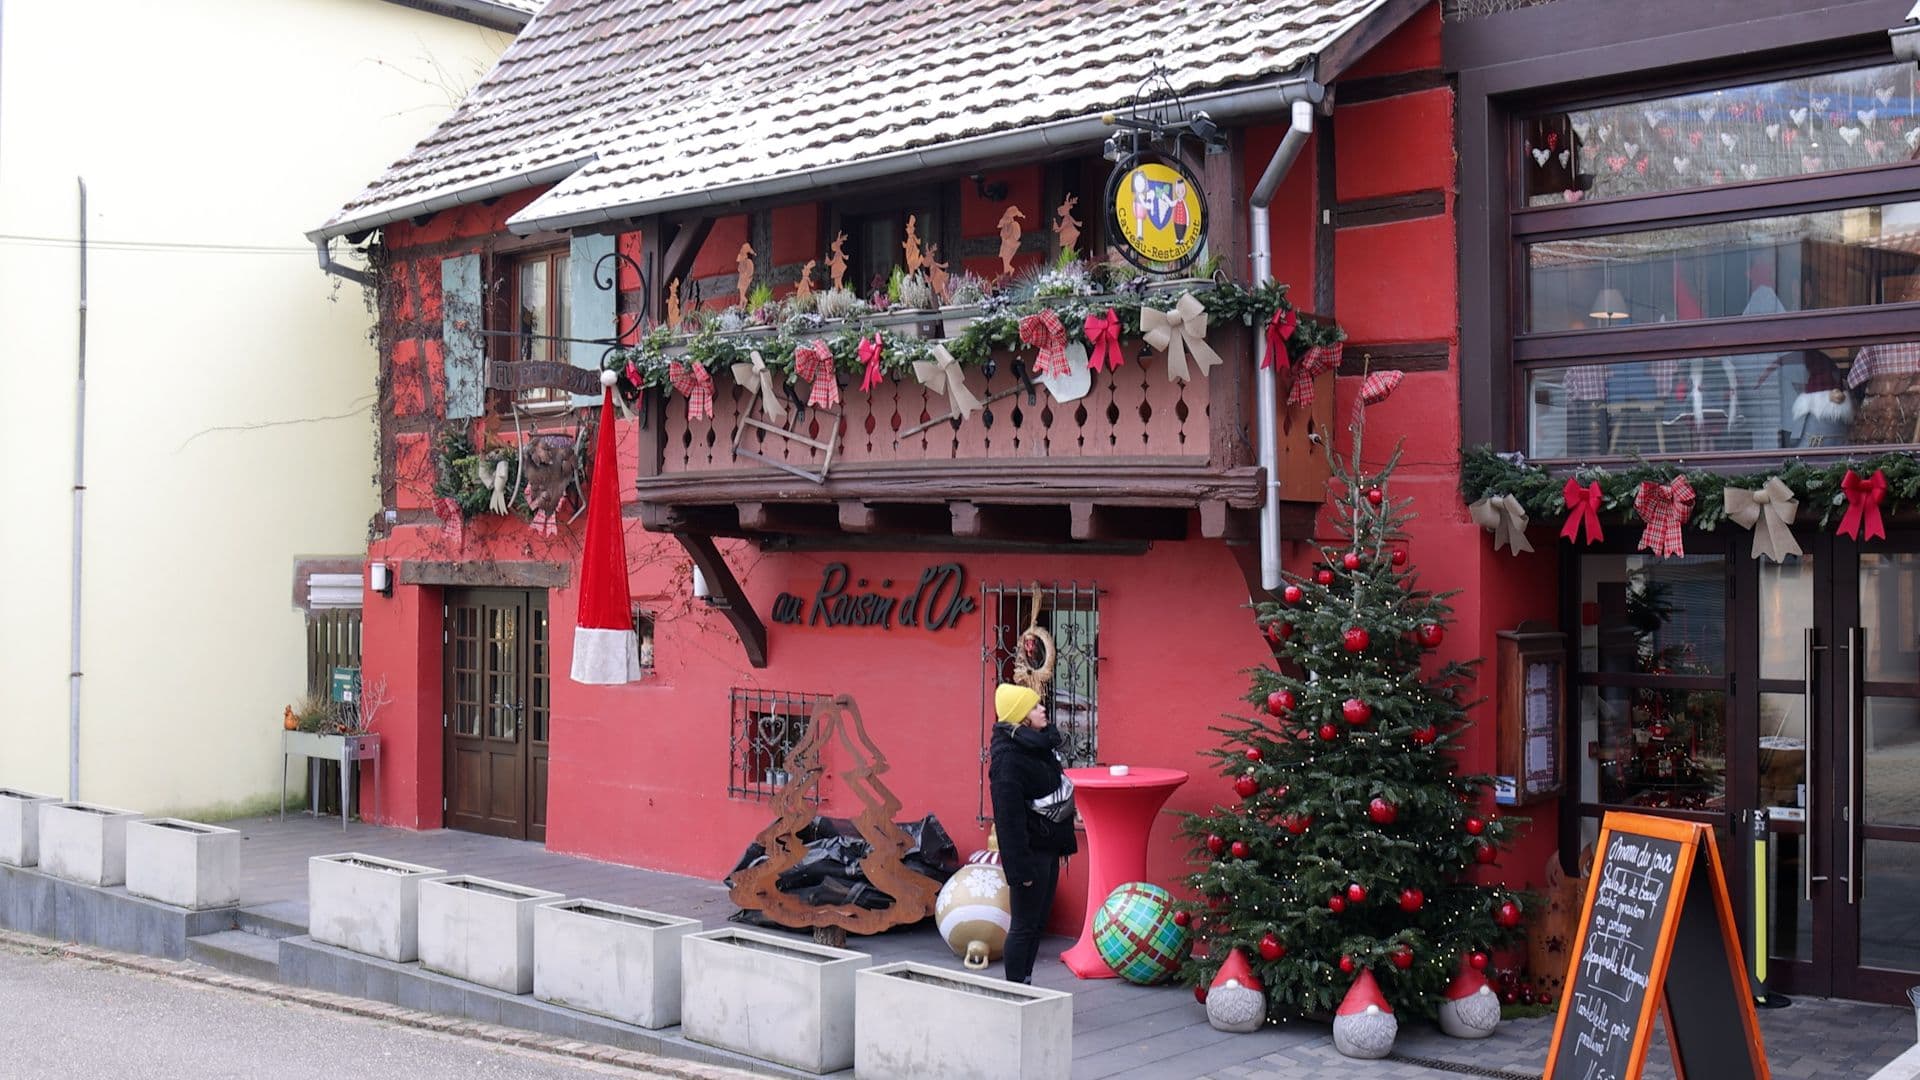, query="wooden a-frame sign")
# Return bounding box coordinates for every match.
[1543,812,1769,1080]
